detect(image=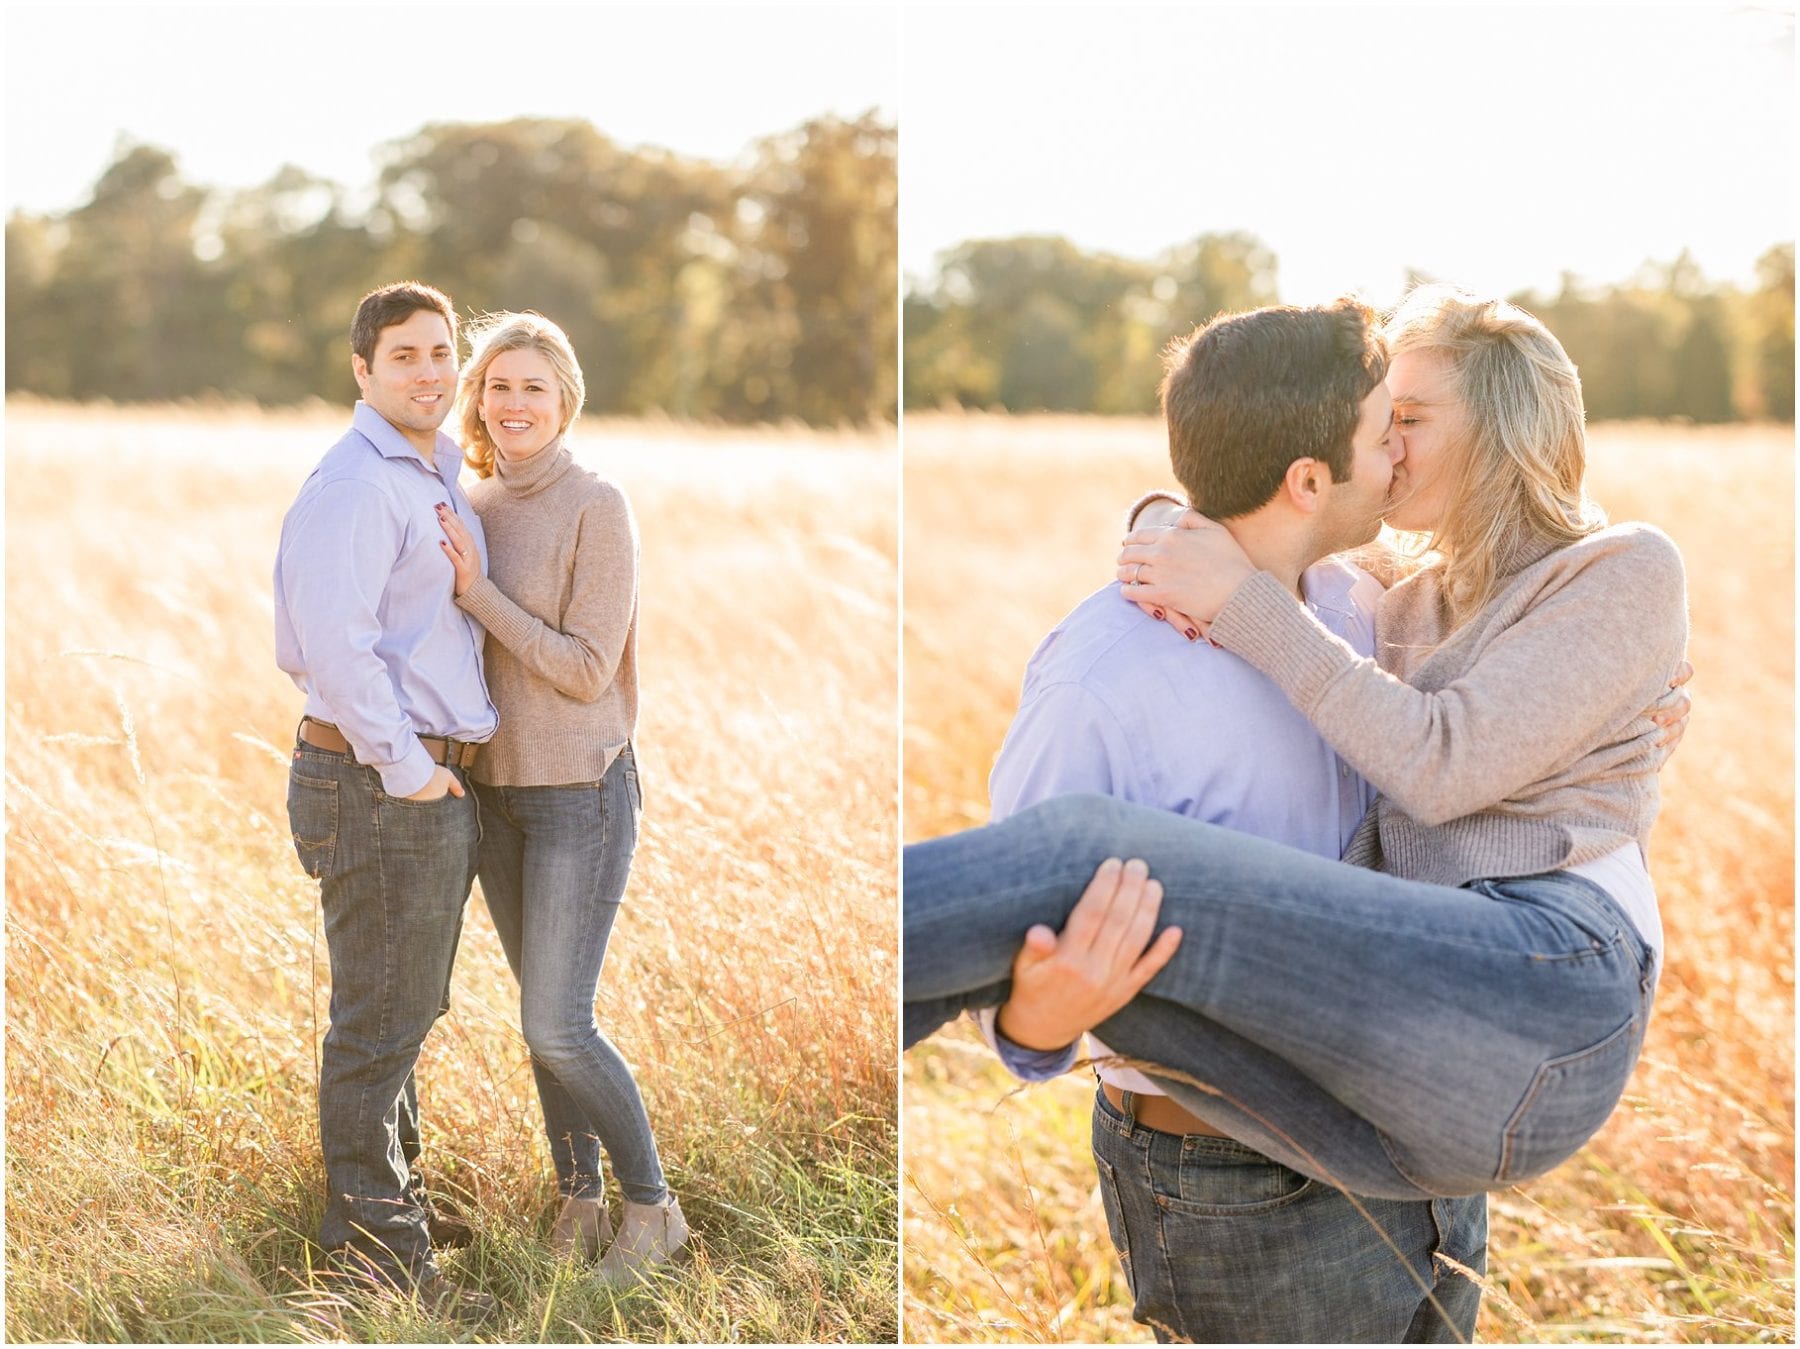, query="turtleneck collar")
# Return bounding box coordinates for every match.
[1493,521,1571,578]
[492,435,573,498]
